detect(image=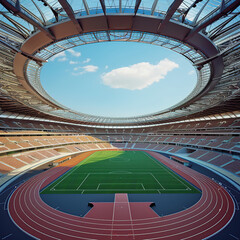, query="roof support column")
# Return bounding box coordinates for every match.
[99,0,110,41]
[0,0,55,40]
[134,0,142,14]
[82,0,90,15]
[157,0,184,33]
[58,0,82,33]
[119,0,122,13]
[151,0,158,15]
[185,0,240,40]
